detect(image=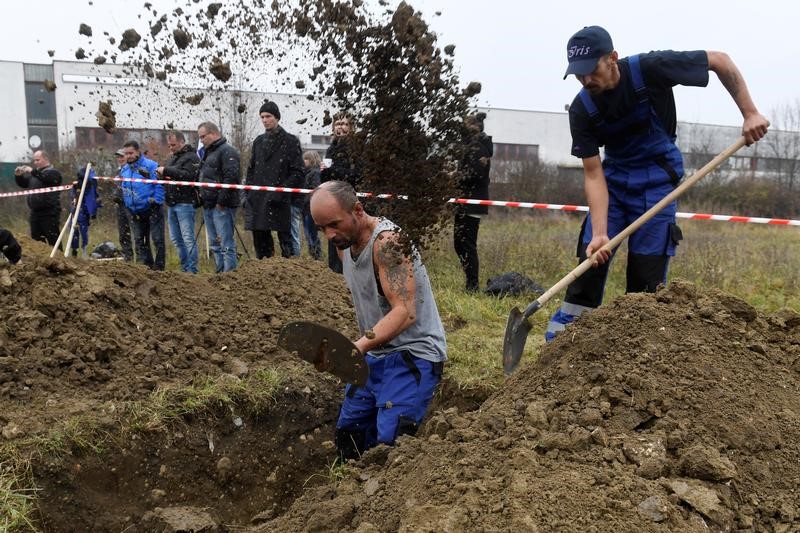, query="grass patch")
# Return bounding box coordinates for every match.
[0,368,284,530]
[0,462,37,533]
[303,458,351,489]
